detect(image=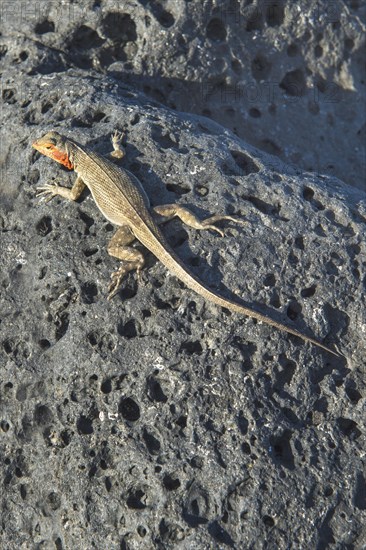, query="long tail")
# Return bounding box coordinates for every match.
[137,227,340,357]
